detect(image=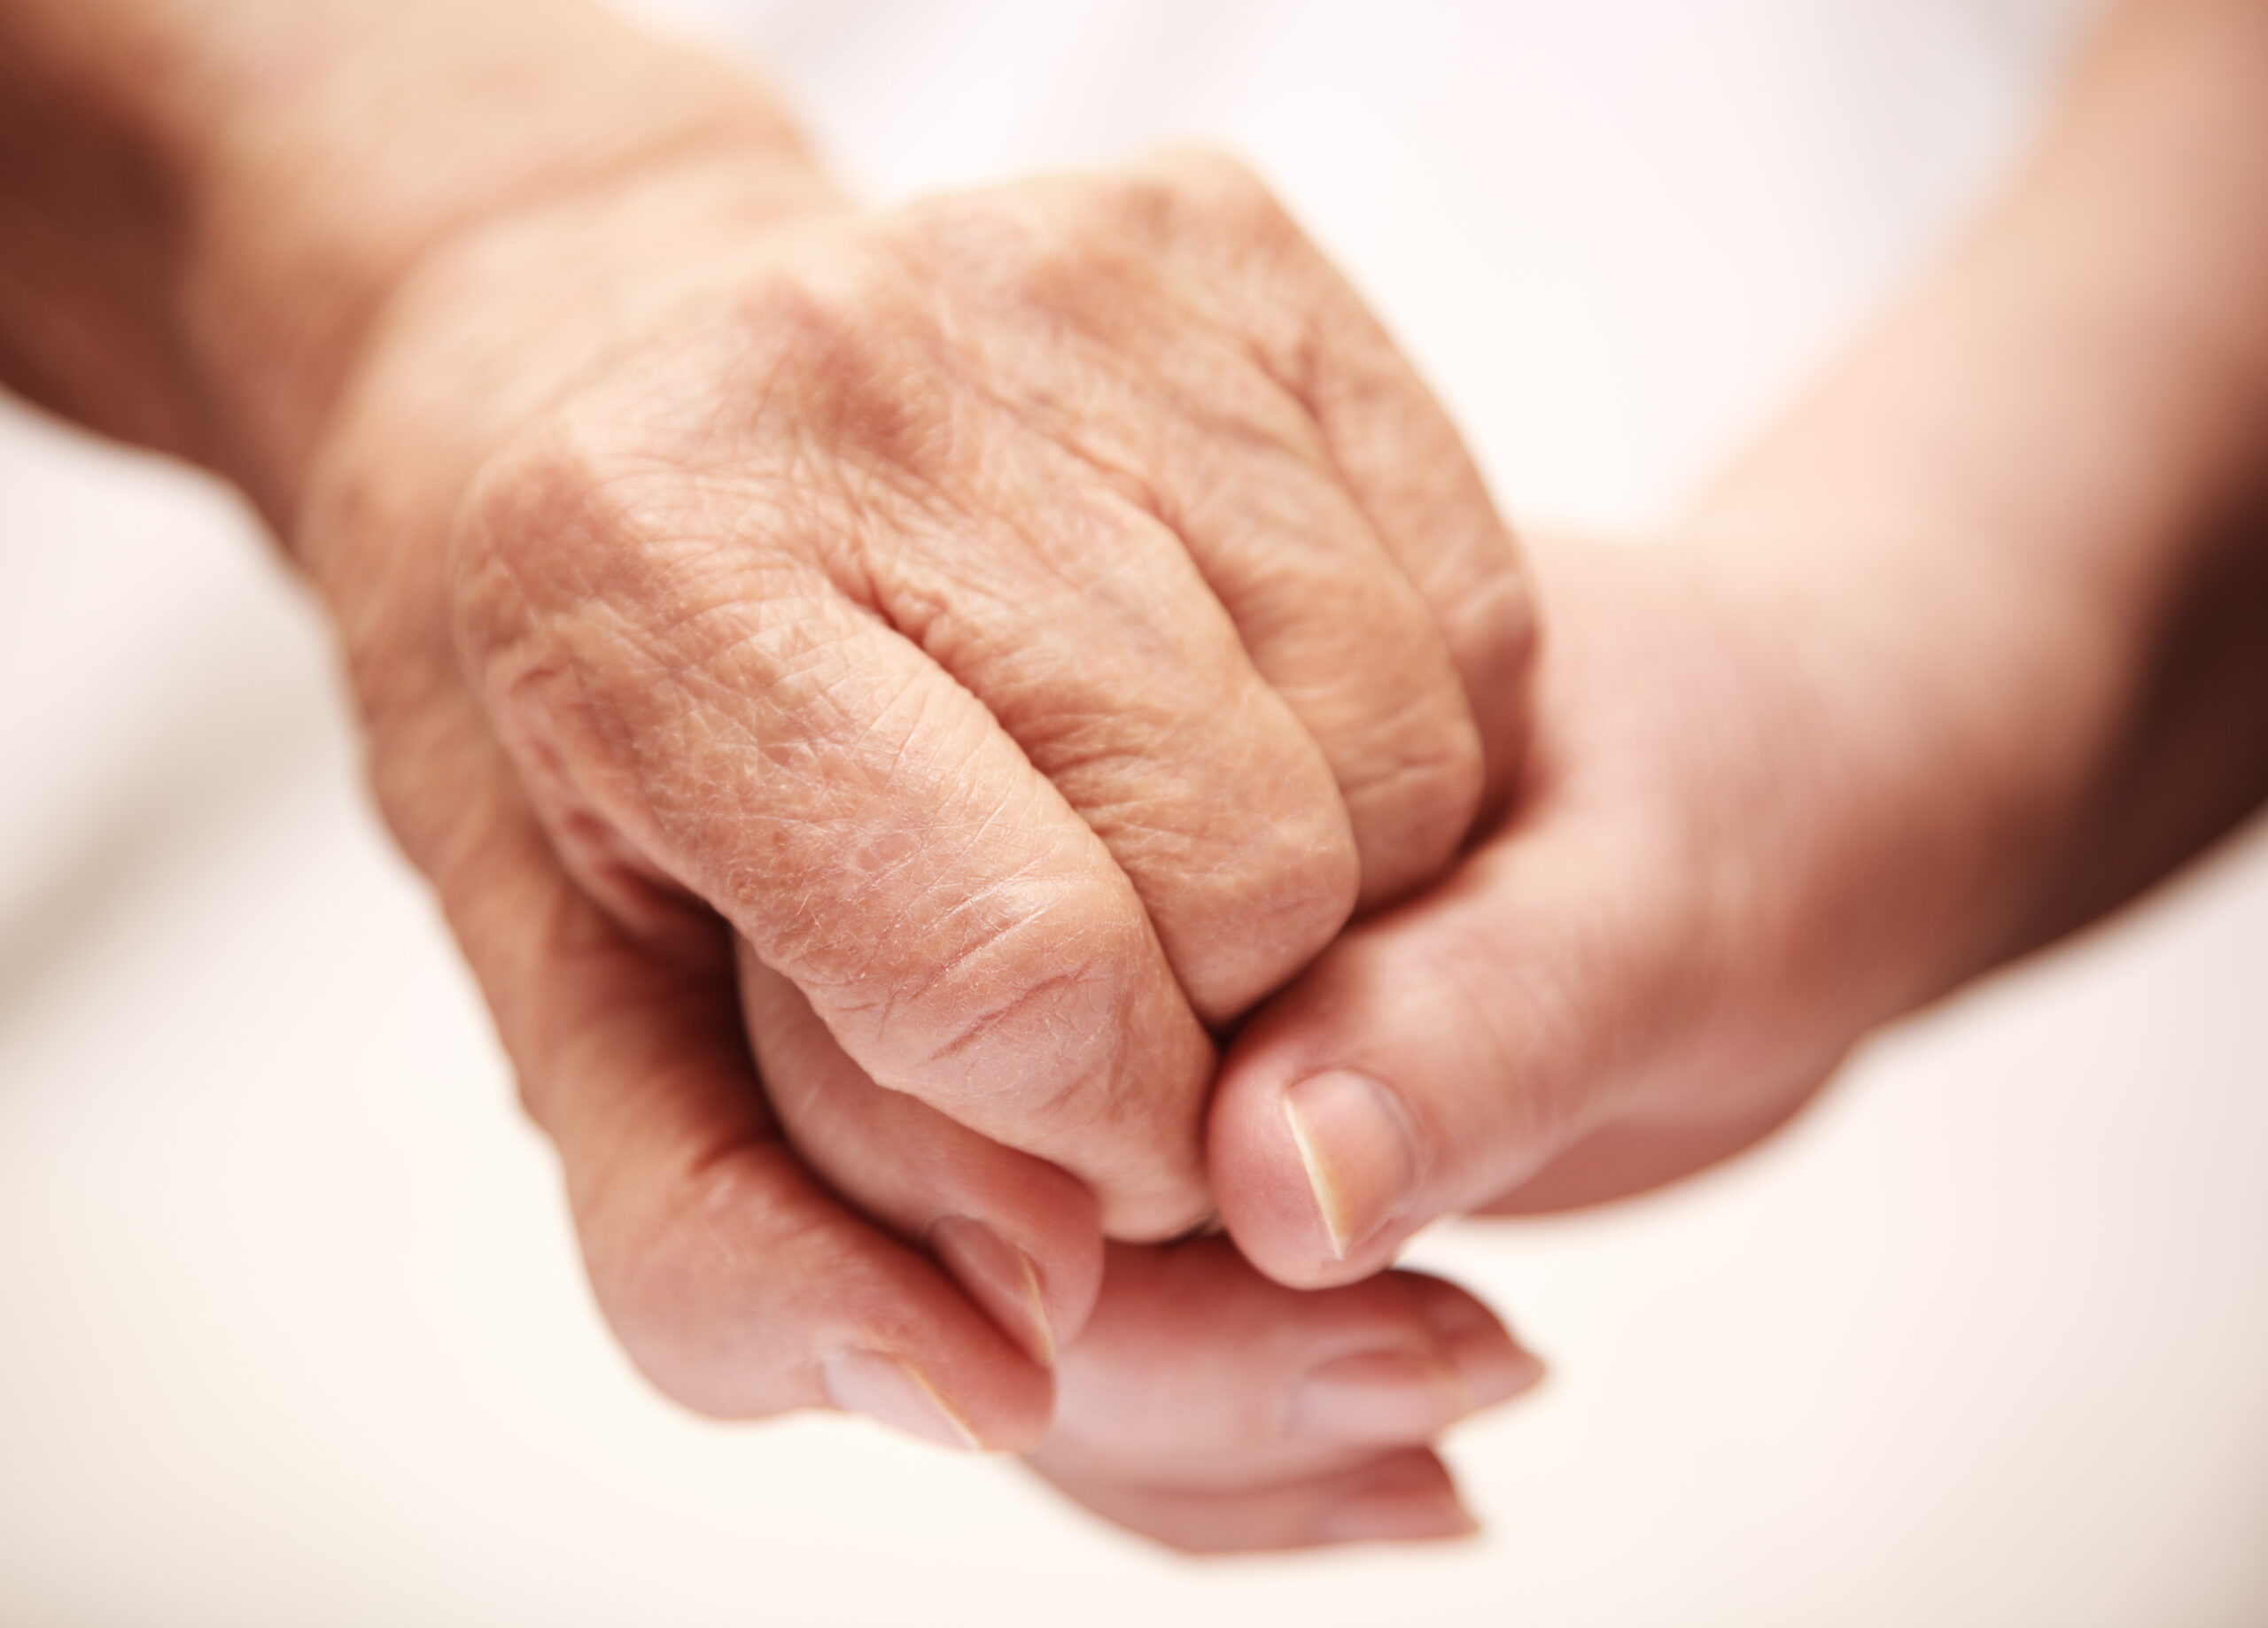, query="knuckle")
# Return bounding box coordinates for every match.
[1143,144,1286,233]
[896,179,1156,355]
[793,863,1215,1210]
[1159,781,1363,1020]
[1344,696,1489,902]
[579,1156,742,1416]
[950,148,1305,293]
[1237,796,1366,973]
[448,414,641,670]
[753,262,959,492]
[447,422,639,770]
[827,873,1156,1116]
[1049,727,1363,1022]
[447,405,771,765]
